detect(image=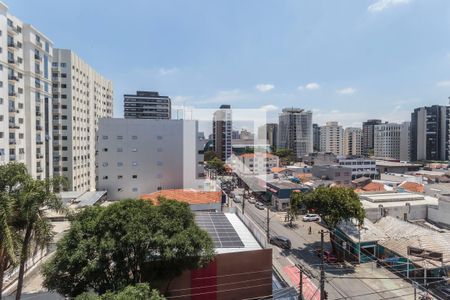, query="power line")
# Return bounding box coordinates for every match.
[169,275,272,293]
[166,282,273,299]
